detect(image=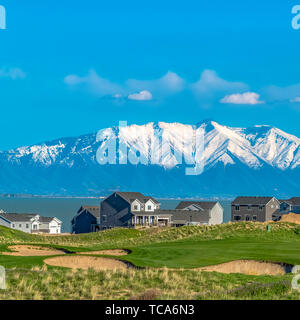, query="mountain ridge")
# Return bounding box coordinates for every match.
[0,120,299,198]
